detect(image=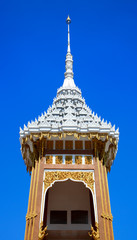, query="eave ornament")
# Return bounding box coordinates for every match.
[44,171,94,193]
[88,222,100,240]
